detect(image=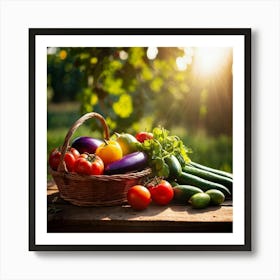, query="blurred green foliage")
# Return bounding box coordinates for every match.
[47,47,232,136]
